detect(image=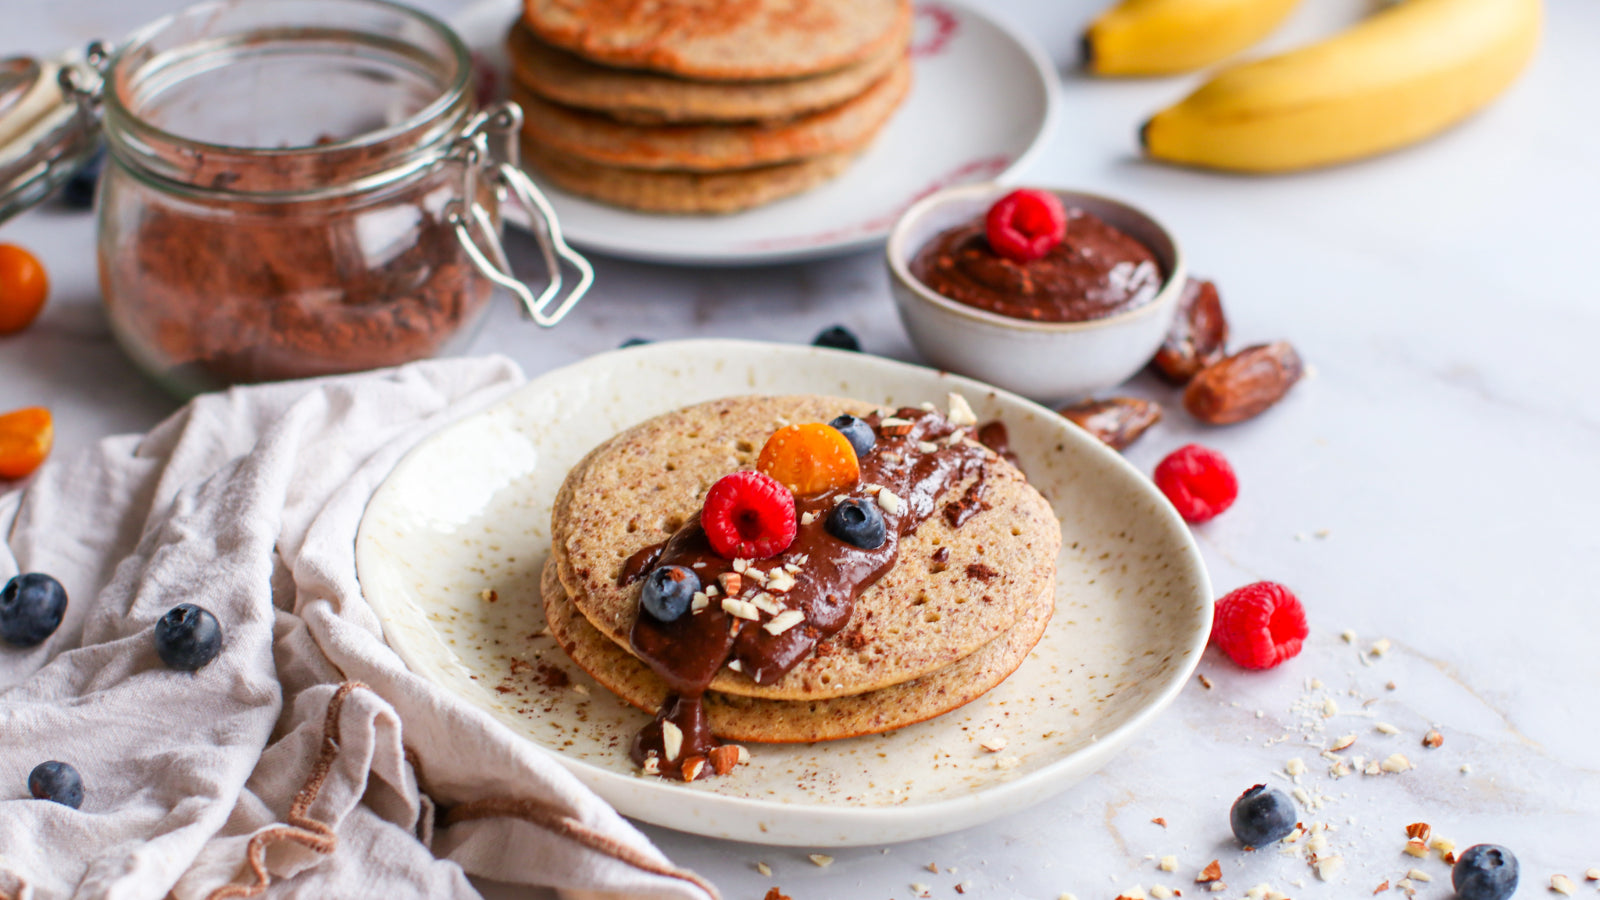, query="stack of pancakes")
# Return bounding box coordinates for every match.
[542,395,1061,745]
[507,0,913,214]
